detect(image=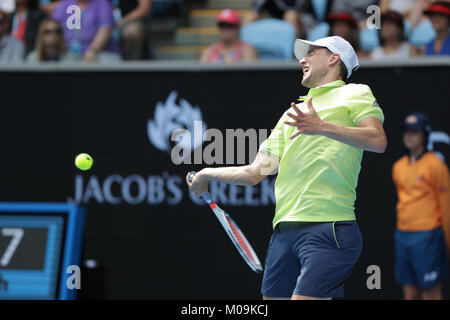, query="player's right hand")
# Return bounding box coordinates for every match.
[186,171,209,197]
